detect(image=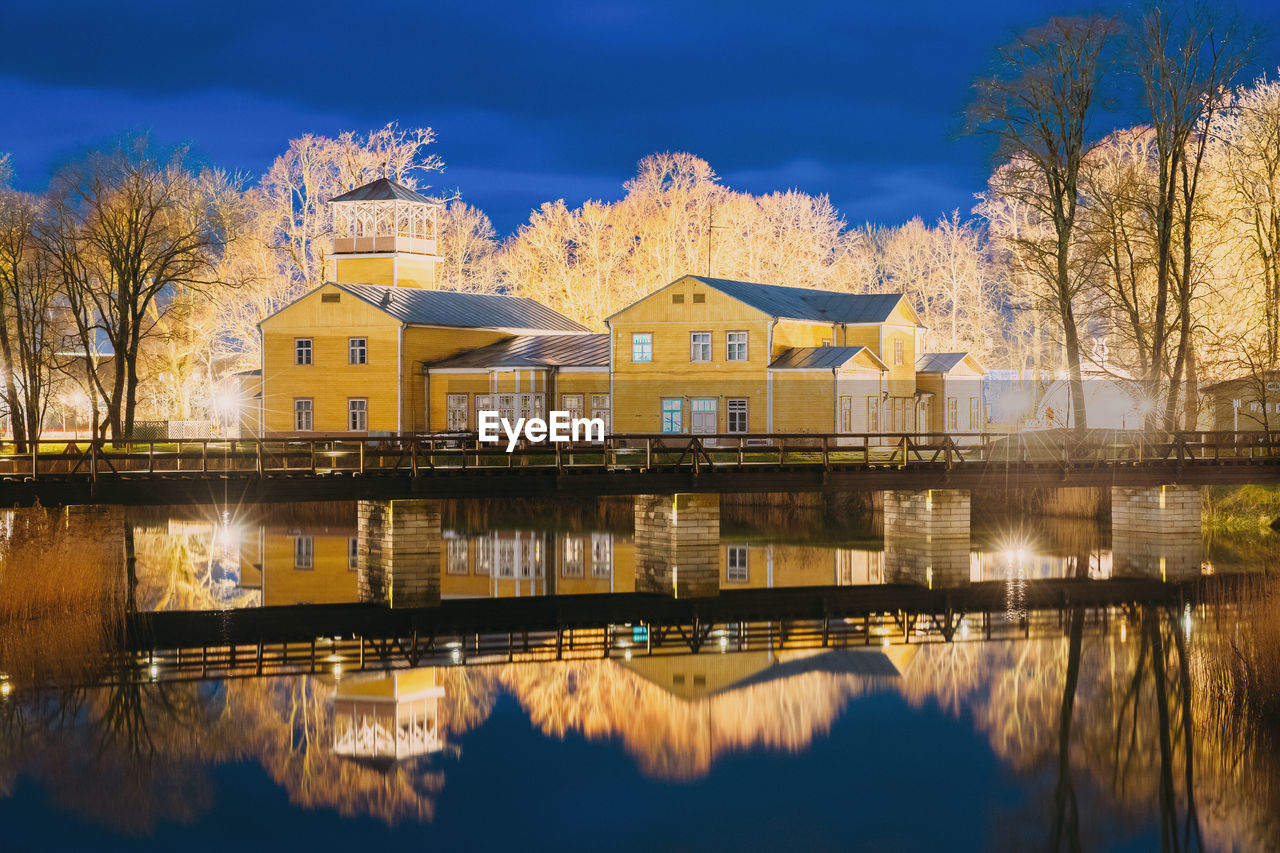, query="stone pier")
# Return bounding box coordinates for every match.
[61,505,127,575]
[634,493,720,597]
[883,489,971,588]
[1111,485,1202,580]
[357,499,443,607]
